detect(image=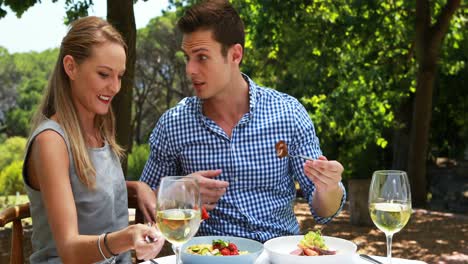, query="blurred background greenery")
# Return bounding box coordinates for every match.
[0,0,466,209]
